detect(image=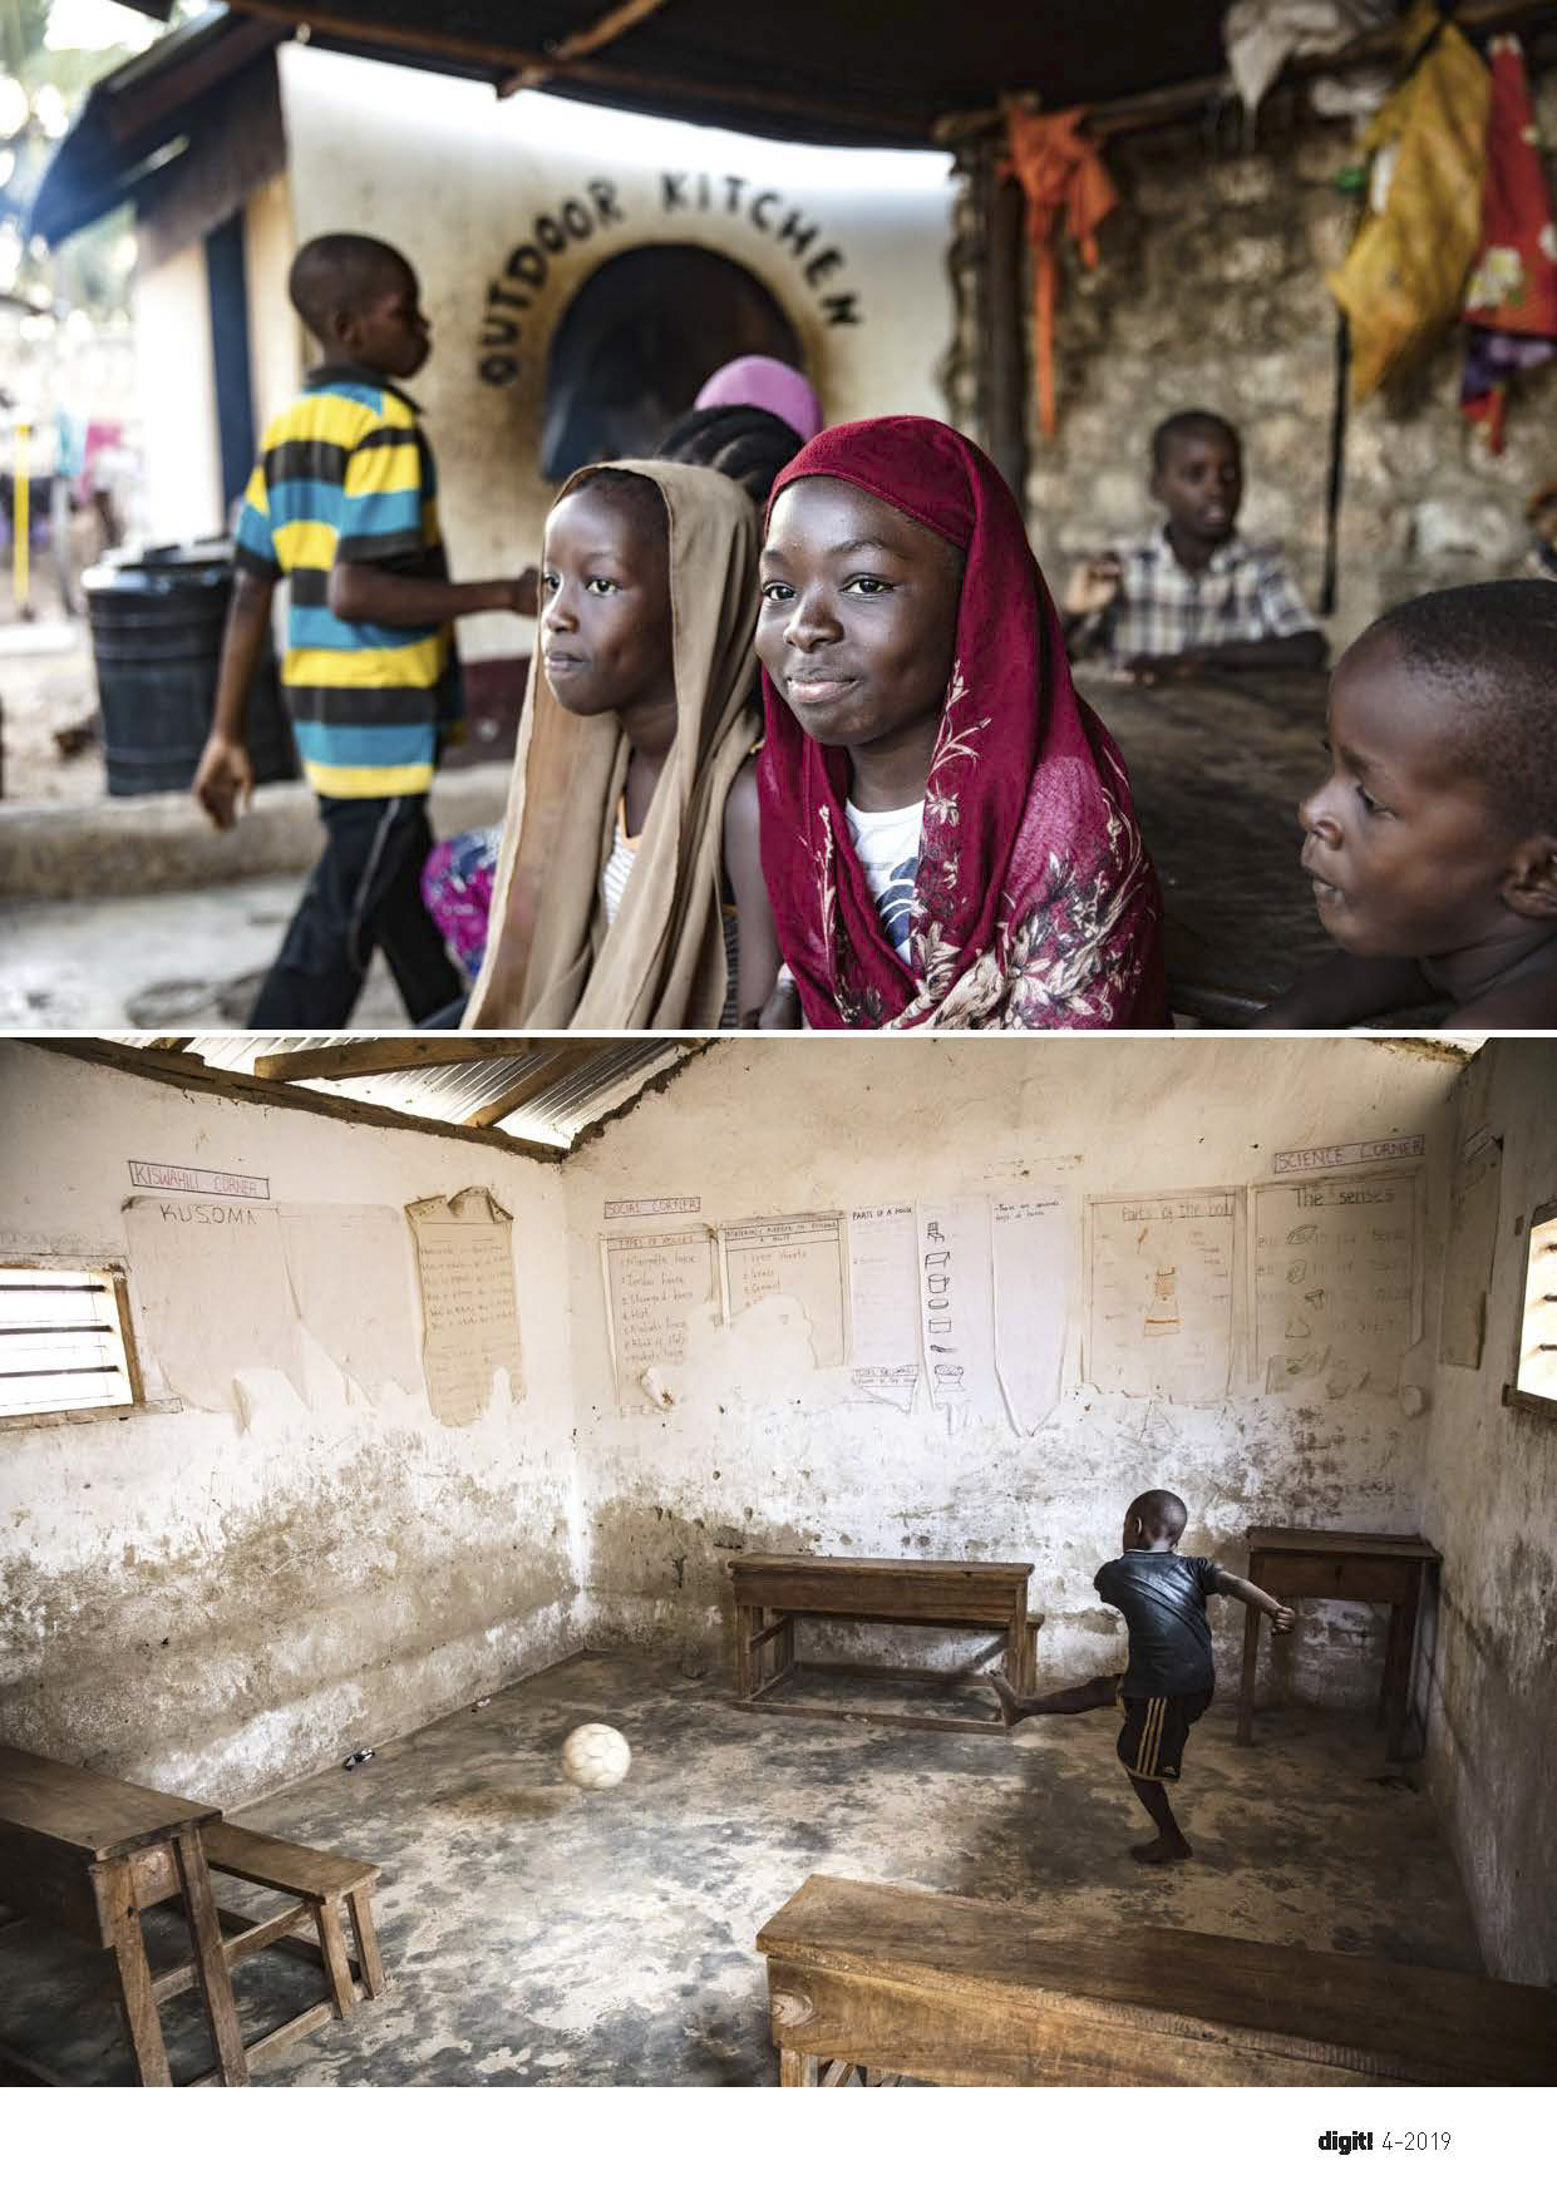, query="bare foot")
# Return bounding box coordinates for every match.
[1130,1835,1193,1865]
[988,1673,1025,1729]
